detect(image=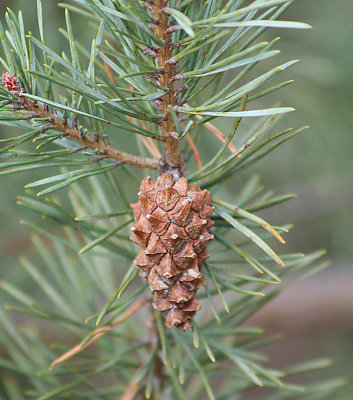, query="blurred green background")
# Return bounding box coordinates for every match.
[0,0,352,397]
